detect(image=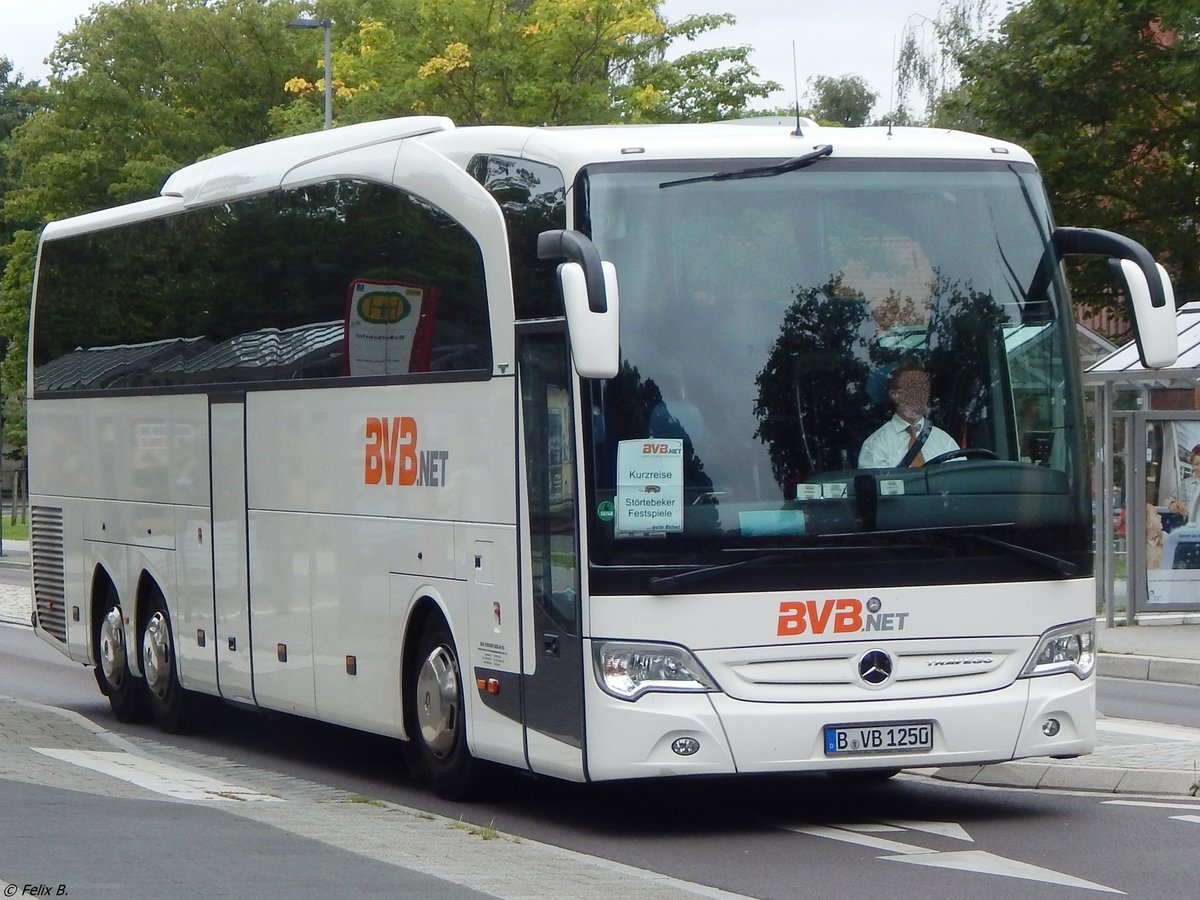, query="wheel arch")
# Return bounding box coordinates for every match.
[134,569,168,633]
[87,563,121,669]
